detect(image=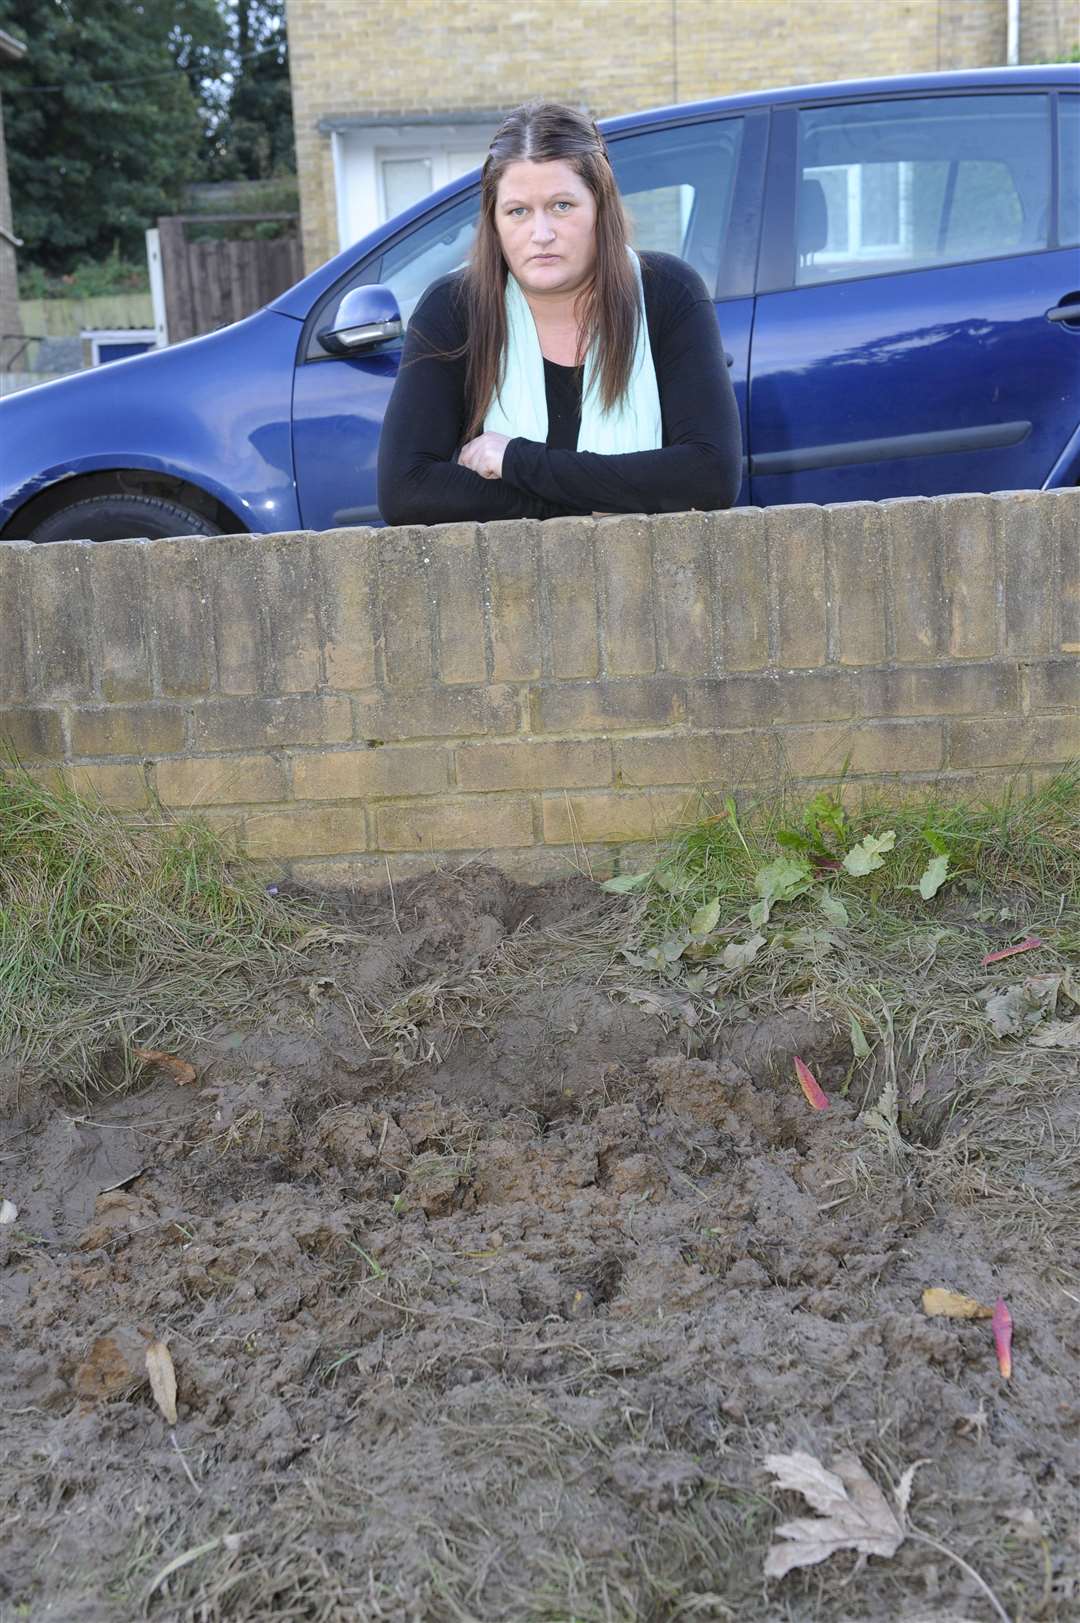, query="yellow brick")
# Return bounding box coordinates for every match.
[243,805,367,859]
[154,754,288,807]
[66,763,149,808]
[541,788,700,844]
[455,738,611,792]
[781,721,945,778]
[292,745,448,799]
[70,704,186,758]
[374,796,534,851]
